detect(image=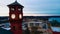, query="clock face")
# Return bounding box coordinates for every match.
[19,14,22,19]
[11,14,15,19]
